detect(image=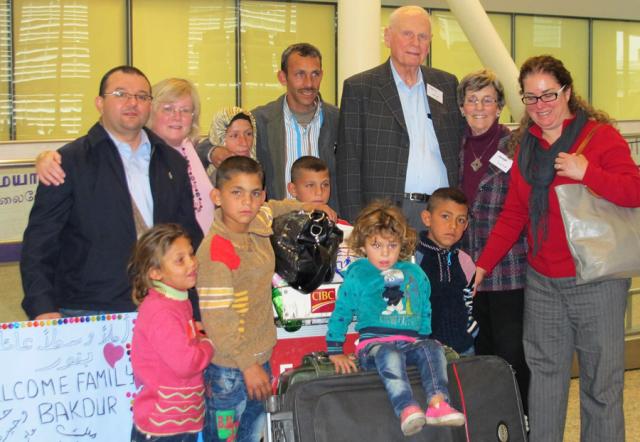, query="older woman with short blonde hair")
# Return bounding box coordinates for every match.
[148,78,214,234]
